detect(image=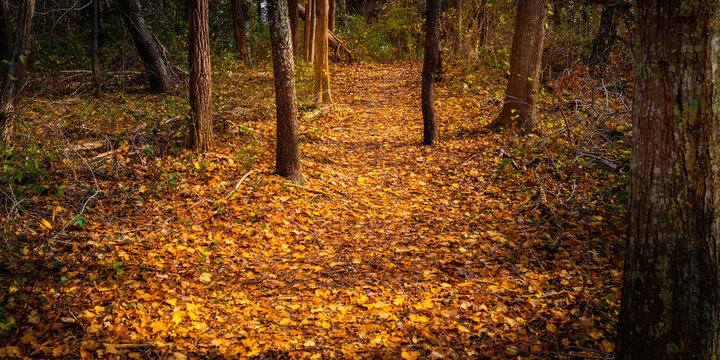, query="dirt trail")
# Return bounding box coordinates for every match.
[3,62,622,359]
